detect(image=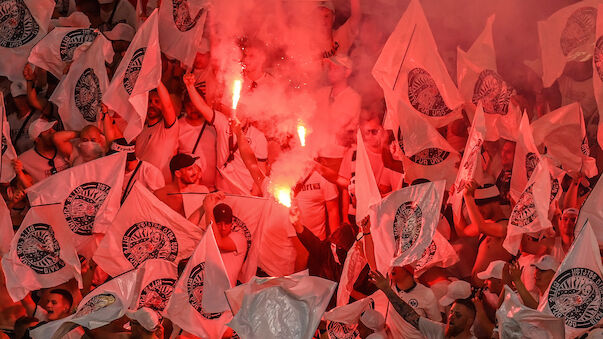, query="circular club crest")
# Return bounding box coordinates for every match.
[581,136,590,156]
[397,128,449,166]
[548,268,603,329]
[407,68,453,118]
[122,221,179,268]
[232,216,251,257]
[138,278,176,312]
[414,240,437,270]
[510,184,536,228]
[408,299,419,308]
[75,293,116,317]
[0,0,39,48]
[472,70,512,115]
[595,36,603,81]
[16,223,65,275]
[123,47,146,95]
[172,0,203,32]
[326,320,358,339]
[550,176,560,203]
[560,7,597,57]
[525,152,539,180]
[74,68,102,122]
[1,134,7,155]
[59,28,97,61]
[393,202,423,256]
[63,182,111,236]
[187,262,223,319]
